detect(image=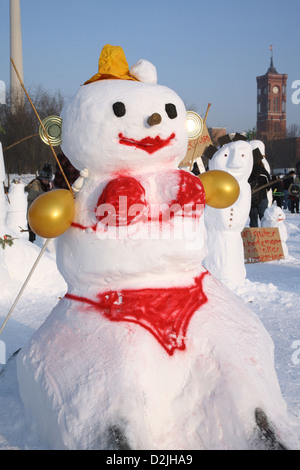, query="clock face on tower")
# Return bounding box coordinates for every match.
[273,86,279,94]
